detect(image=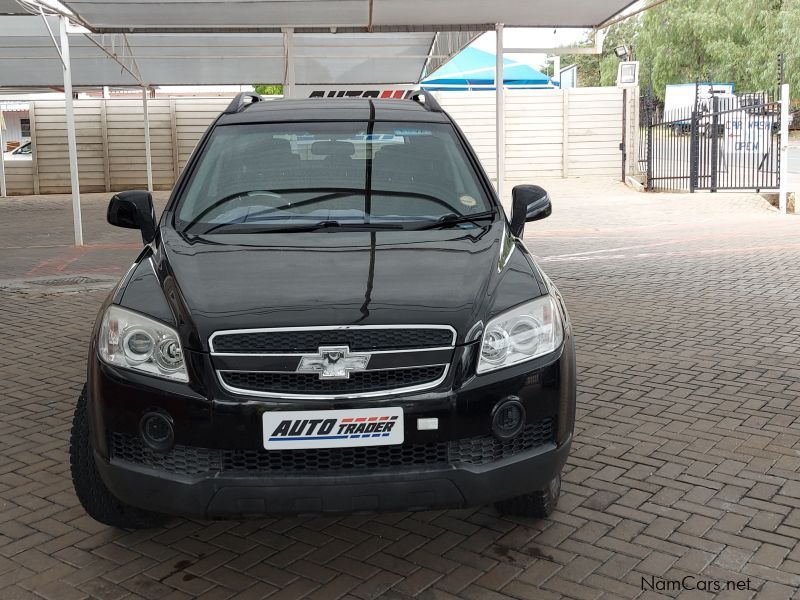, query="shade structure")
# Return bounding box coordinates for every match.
[0,0,638,246]
[1,16,456,86]
[59,0,637,32]
[0,0,29,14]
[1,0,638,88]
[421,47,554,91]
